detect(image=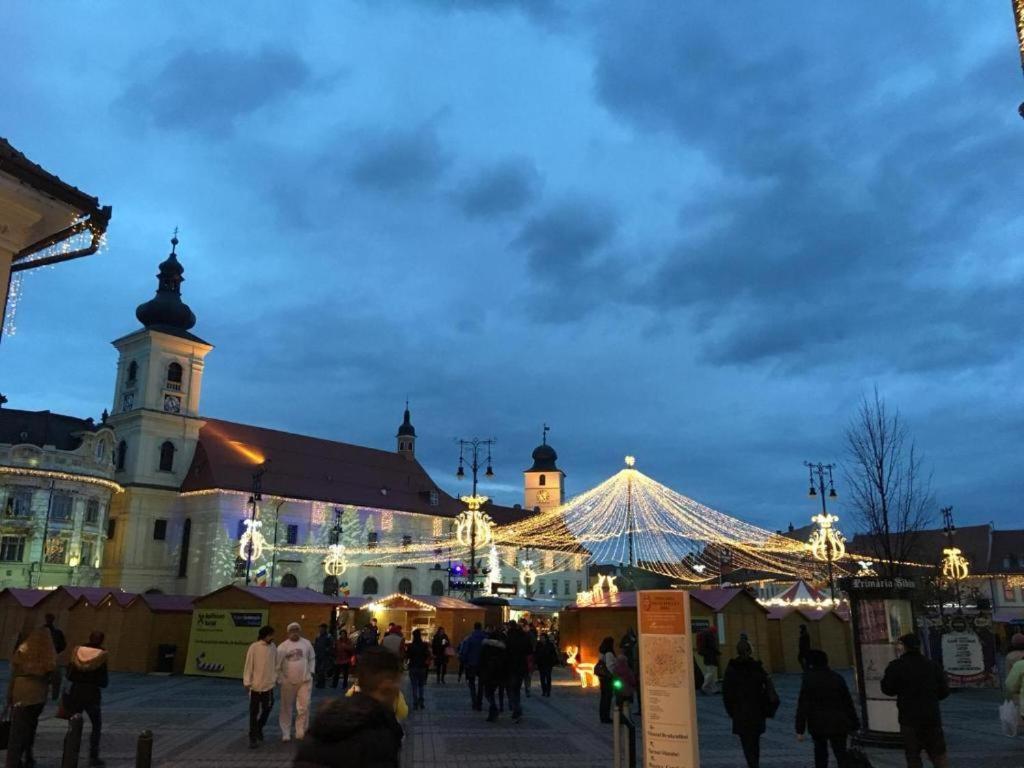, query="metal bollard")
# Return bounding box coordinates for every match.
[612,702,621,768]
[135,729,154,768]
[61,714,84,768]
[620,706,638,768]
